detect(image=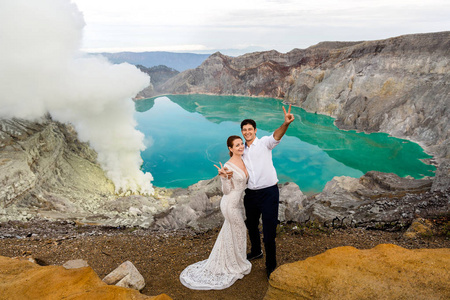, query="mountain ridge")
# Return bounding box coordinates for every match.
[92,51,211,72]
[155,31,450,163]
